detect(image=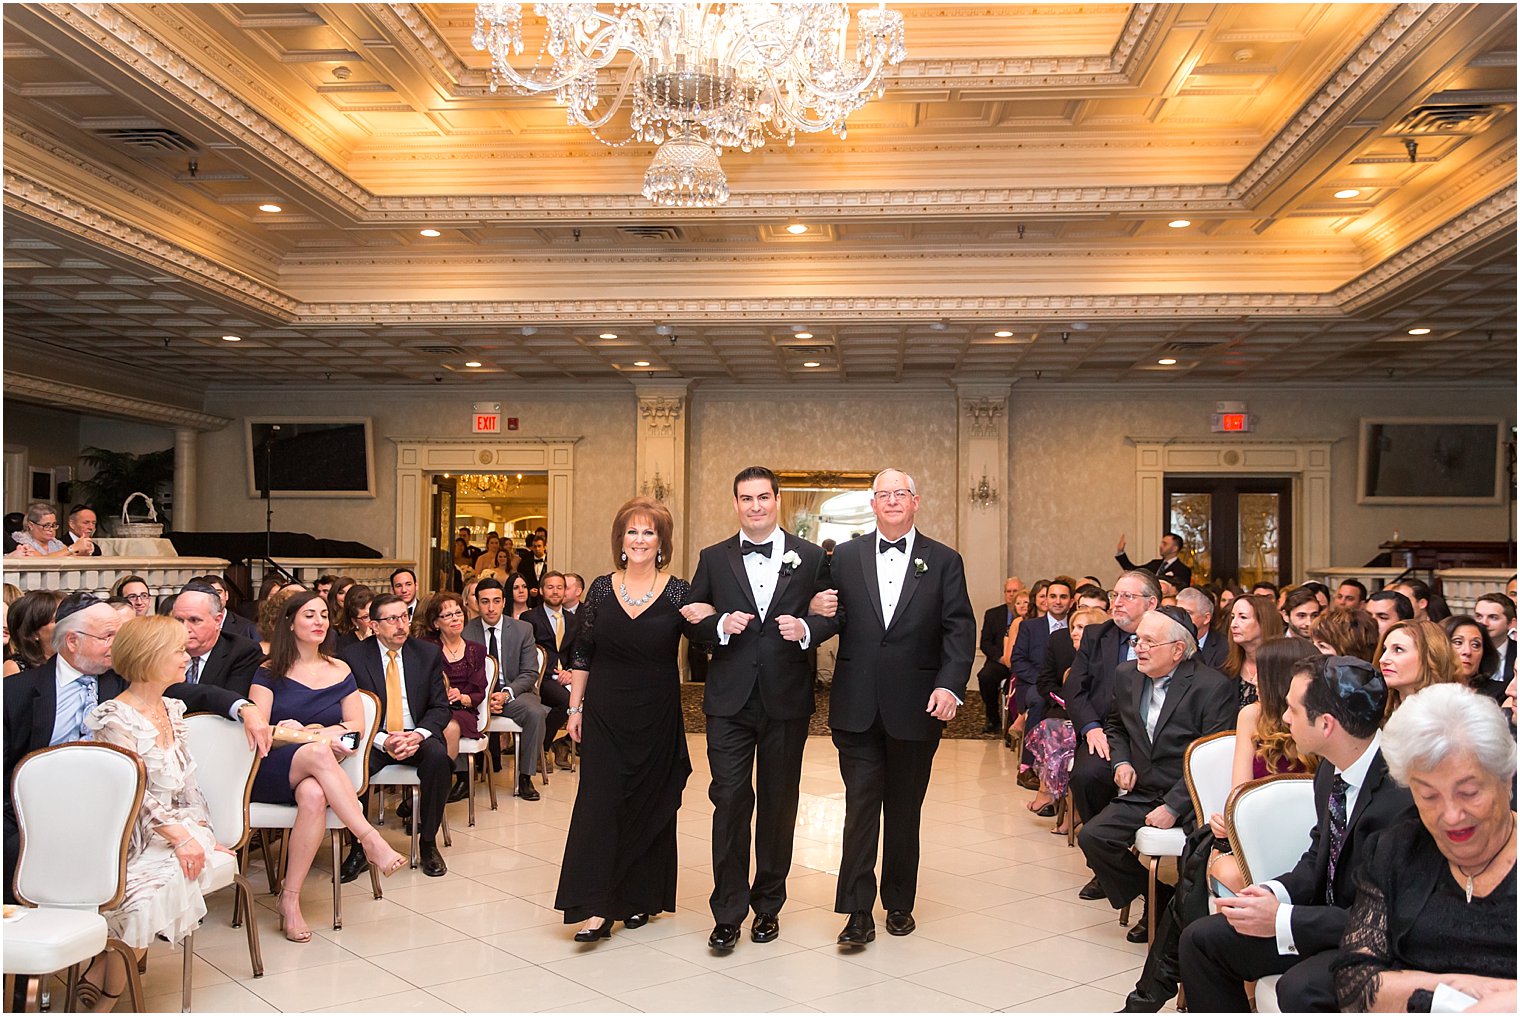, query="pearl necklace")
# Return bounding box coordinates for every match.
[619,576,656,608]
